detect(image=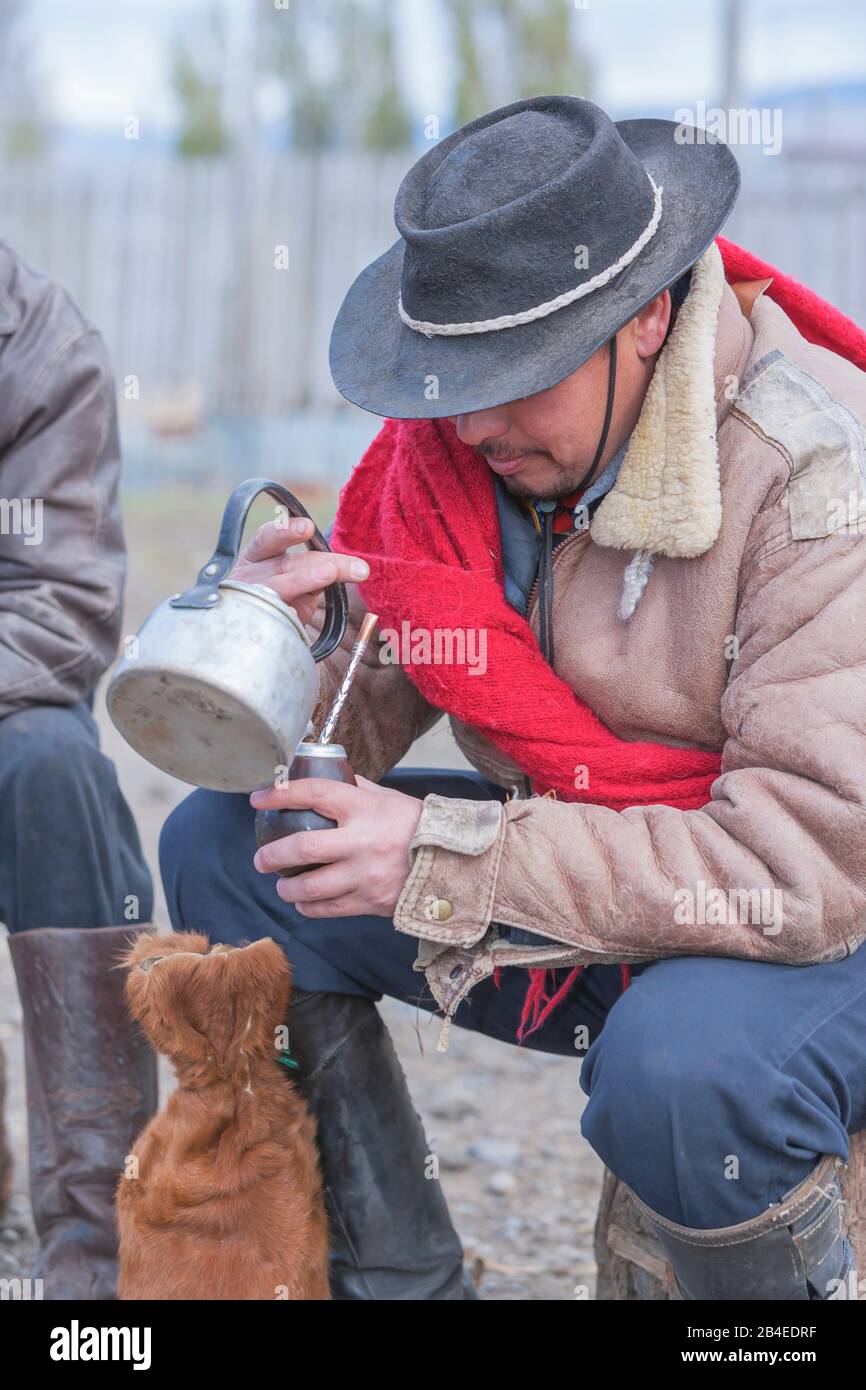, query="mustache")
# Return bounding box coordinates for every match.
[475,441,554,463]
